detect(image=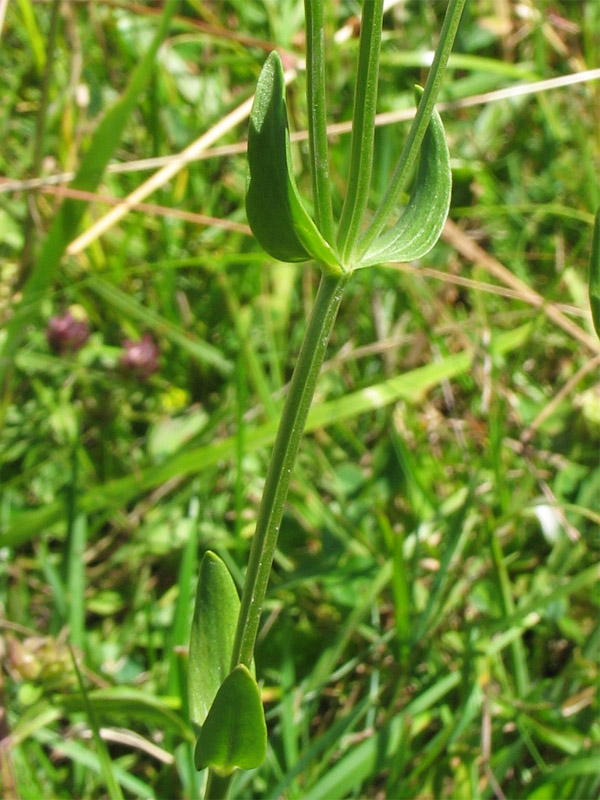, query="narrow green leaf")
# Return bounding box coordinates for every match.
[194,664,267,774]
[2,323,533,548]
[16,0,46,72]
[88,277,232,375]
[188,552,240,730]
[34,727,157,799]
[246,51,342,274]
[69,646,125,800]
[589,207,600,338]
[527,757,600,799]
[57,687,193,741]
[302,671,461,800]
[358,90,451,269]
[0,0,178,390]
